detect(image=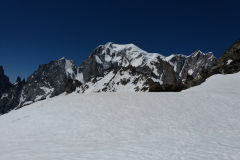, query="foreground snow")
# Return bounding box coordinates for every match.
[0,73,240,160]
